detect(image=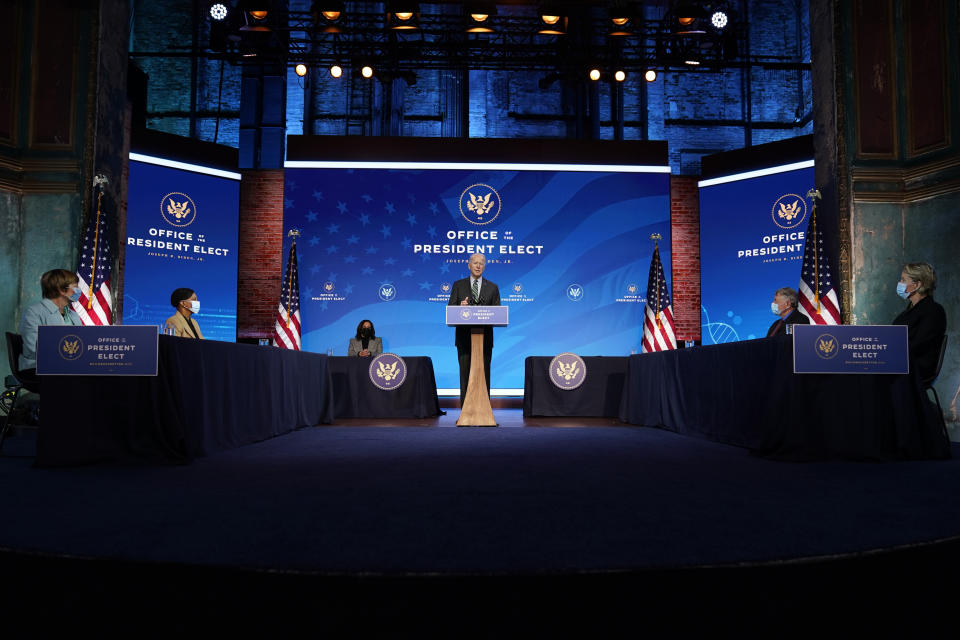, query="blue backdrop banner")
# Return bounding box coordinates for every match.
[123,158,240,342]
[699,163,815,345]
[283,166,671,391]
